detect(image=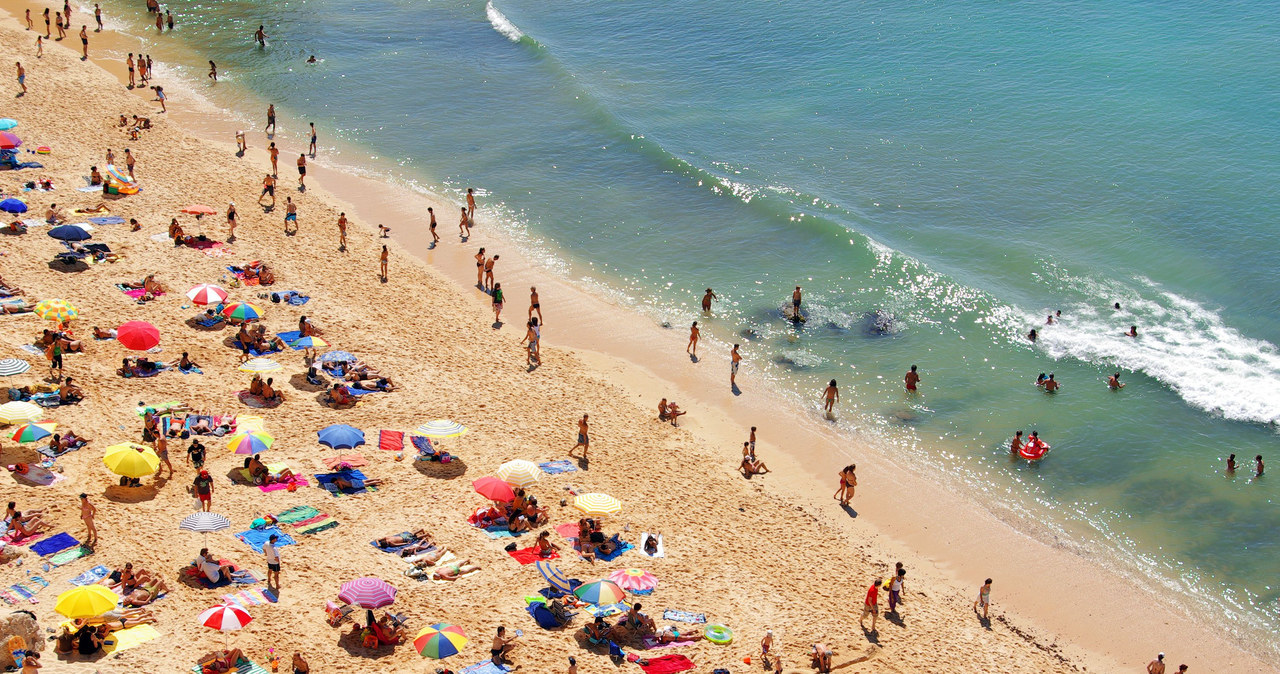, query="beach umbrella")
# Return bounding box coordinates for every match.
[180,204,217,216]
[54,585,118,619]
[186,284,228,306]
[236,415,266,433]
[496,459,540,488]
[198,603,253,647]
[221,302,263,321]
[412,419,468,439]
[573,493,622,517]
[317,424,365,449]
[33,299,78,322]
[9,421,55,443]
[413,623,469,659]
[471,476,515,502]
[290,336,328,349]
[0,358,31,376]
[318,350,355,363]
[535,560,575,595]
[180,512,231,534]
[226,431,274,455]
[102,442,159,478]
[0,119,17,131]
[46,224,91,241]
[238,358,282,373]
[117,321,160,350]
[574,580,626,605]
[0,198,27,213]
[0,401,43,424]
[0,132,21,149]
[337,577,397,609]
[609,568,658,594]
